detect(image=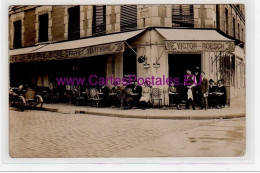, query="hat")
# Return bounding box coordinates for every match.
[209,79,214,83]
